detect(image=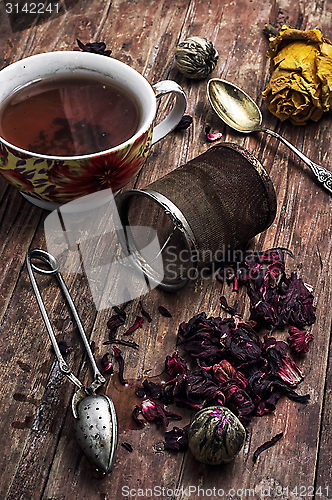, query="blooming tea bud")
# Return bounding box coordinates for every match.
[175,36,218,79]
[188,406,246,464]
